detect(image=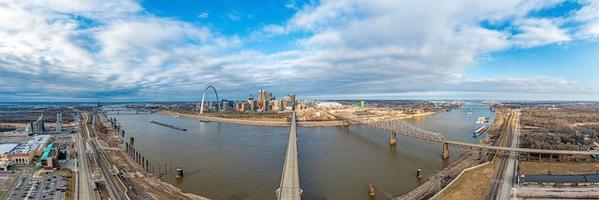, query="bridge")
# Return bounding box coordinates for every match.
[276,112,302,200]
[333,111,599,159]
